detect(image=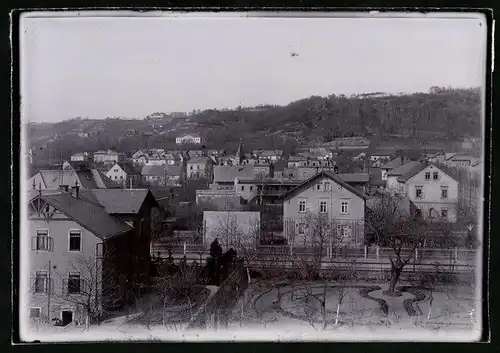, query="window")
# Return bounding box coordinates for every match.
[67,273,81,294]
[114,169,118,172]
[190,166,193,170]
[415,209,422,219]
[341,225,351,238]
[120,175,123,180]
[433,172,439,180]
[297,222,306,235]
[320,201,327,213]
[34,271,47,293]
[32,230,53,251]
[69,230,81,252]
[324,182,331,191]
[250,186,253,191]
[441,188,448,199]
[316,184,321,191]
[298,200,306,213]
[429,208,435,218]
[114,176,117,180]
[425,172,430,180]
[415,187,423,199]
[441,209,448,219]
[341,201,349,214]
[29,308,41,318]
[241,185,244,191]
